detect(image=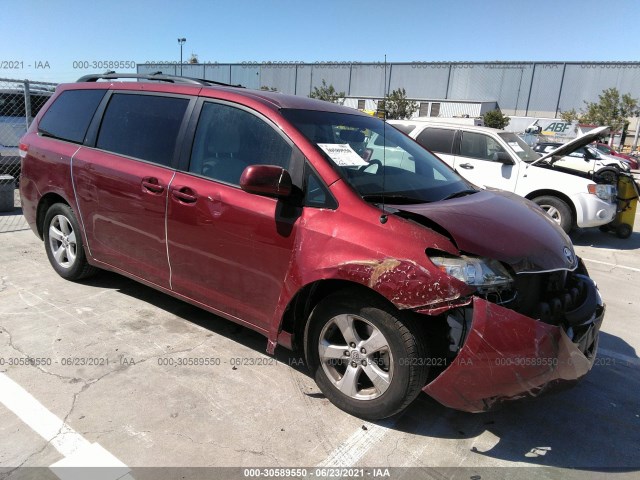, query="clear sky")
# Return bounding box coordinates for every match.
[3,0,639,83]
